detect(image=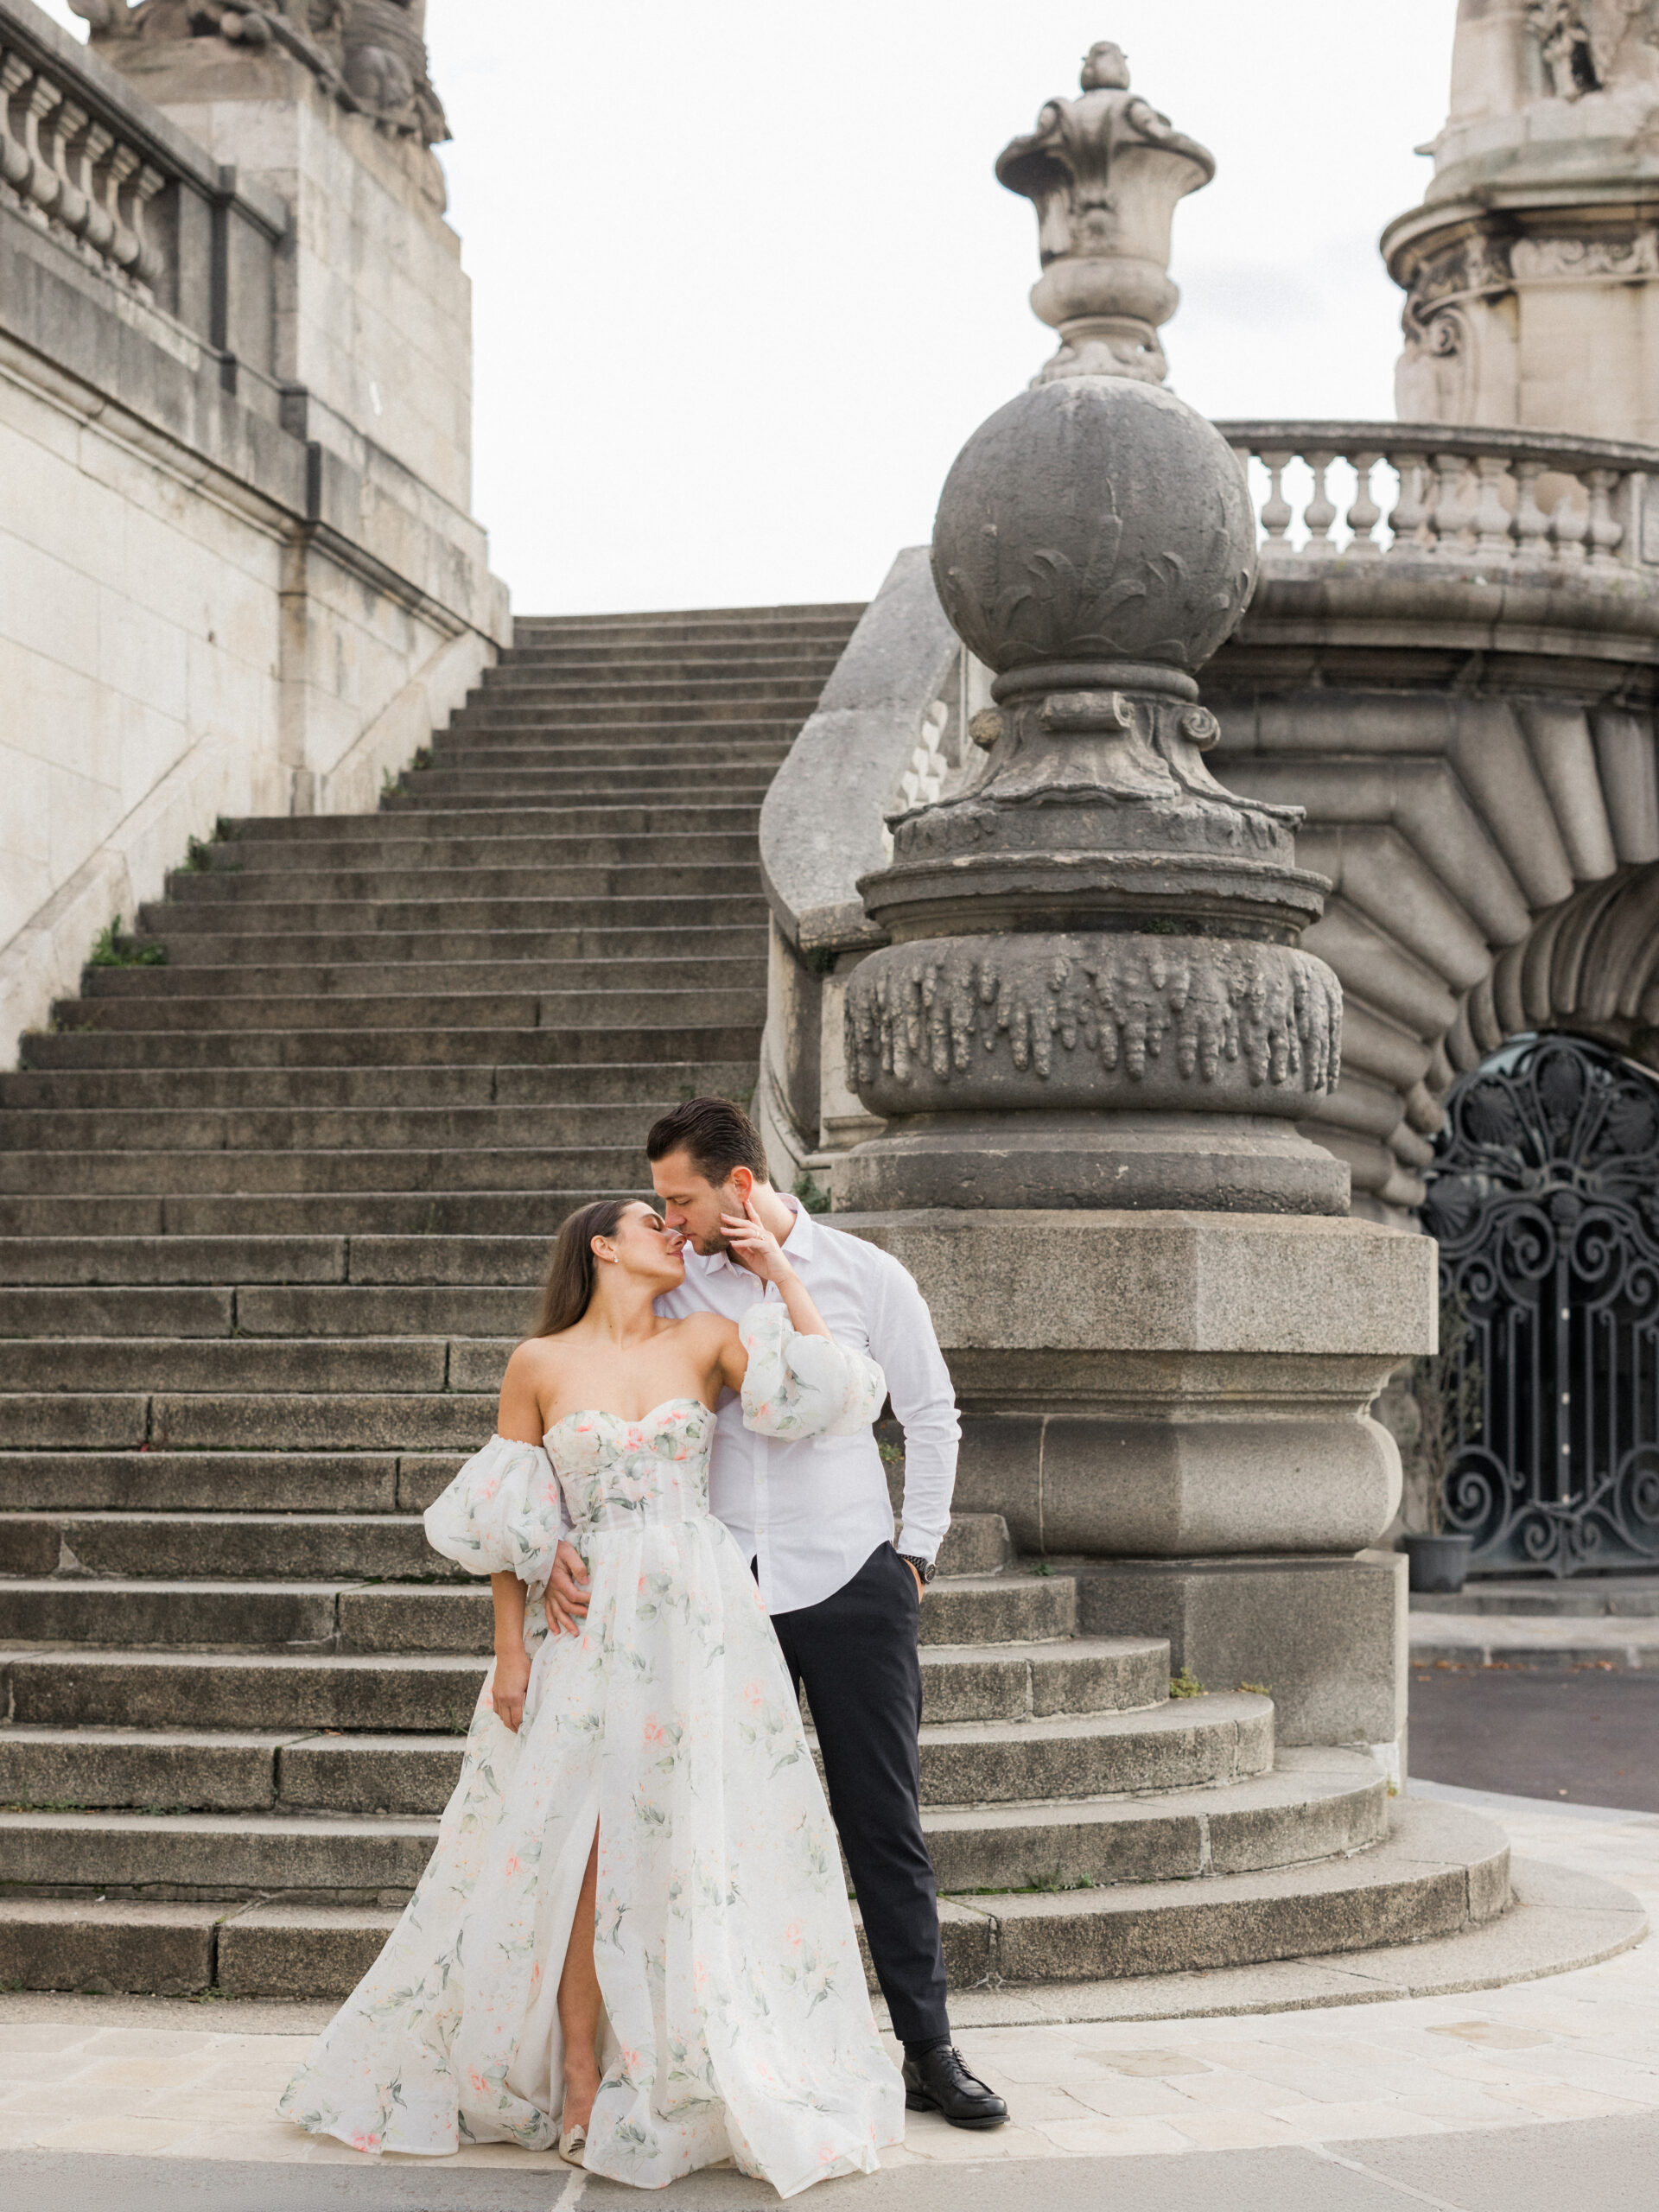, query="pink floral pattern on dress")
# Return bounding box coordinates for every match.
[276,1318,901,2198]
